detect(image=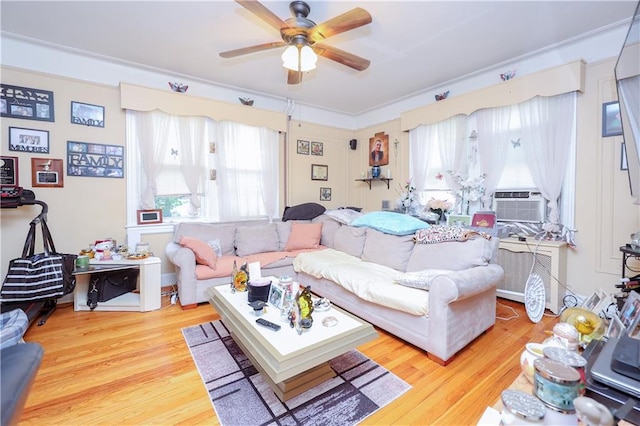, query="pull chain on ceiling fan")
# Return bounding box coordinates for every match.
[219,0,372,85]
